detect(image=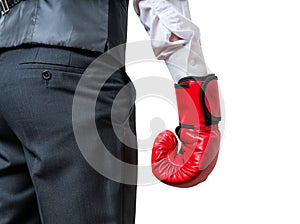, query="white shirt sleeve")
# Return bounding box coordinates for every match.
[137,0,209,83]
